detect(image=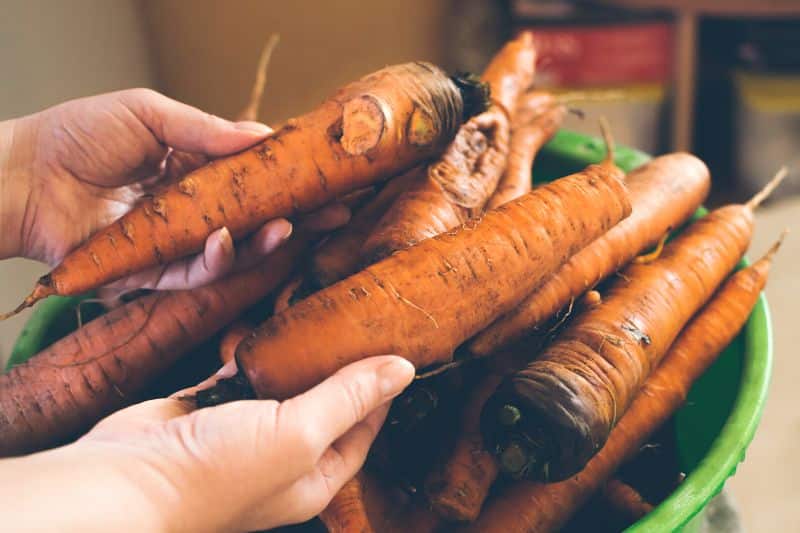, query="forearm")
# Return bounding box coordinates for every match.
[0,443,169,532]
[0,117,30,260]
